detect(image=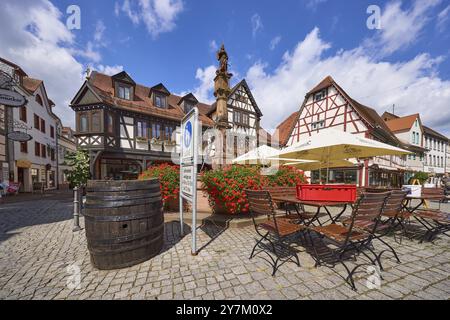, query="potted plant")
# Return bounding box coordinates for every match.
[150,137,163,145]
[139,163,184,212]
[136,136,148,143]
[201,165,269,215]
